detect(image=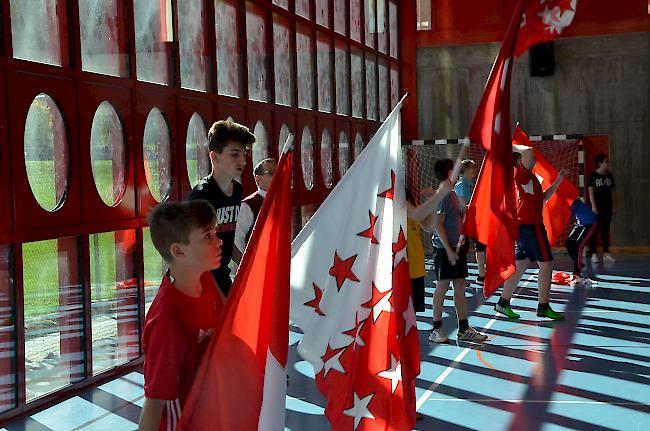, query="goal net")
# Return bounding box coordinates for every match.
[404,139,581,254]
